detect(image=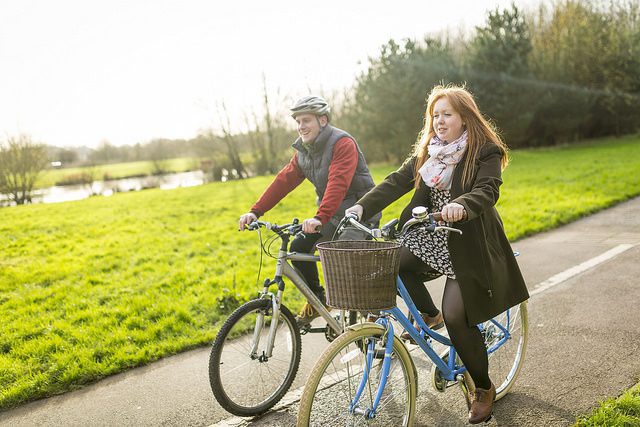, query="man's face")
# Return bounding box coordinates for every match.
[295,113,327,143]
